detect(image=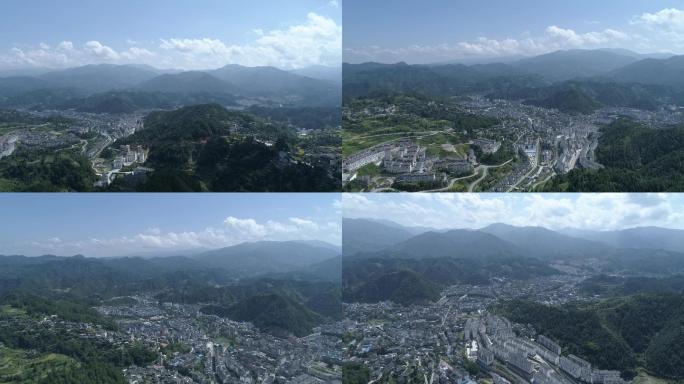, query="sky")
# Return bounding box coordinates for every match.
[343,193,684,231]
[0,193,341,257]
[344,0,684,64]
[0,0,341,70]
